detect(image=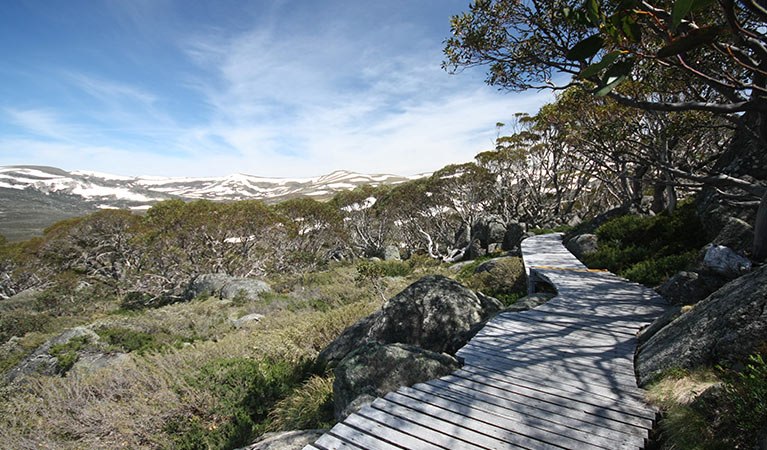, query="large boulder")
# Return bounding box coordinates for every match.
[317,275,503,367]
[636,264,767,386]
[185,273,271,301]
[703,245,752,279]
[502,292,556,313]
[564,234,599,260]
[502,222,525,253]
[656,271,727,306]
[713,217,755,254]
[237,430,328,450]
[471,215,506,248]
[333,342,460,420]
